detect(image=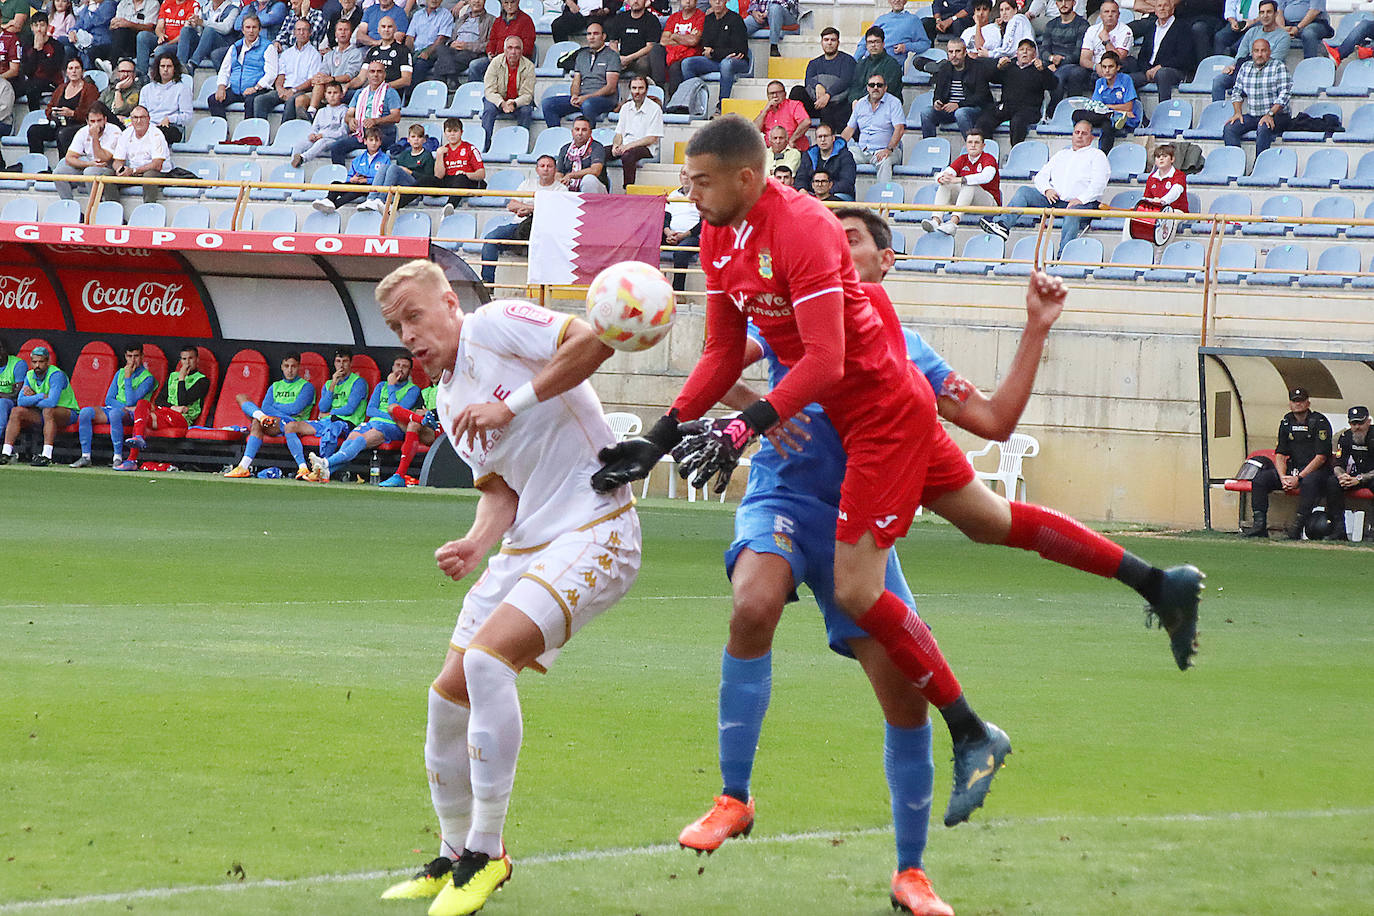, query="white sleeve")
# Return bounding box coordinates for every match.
[471,301,574,364]
[965,163,996,186]
[1158,178,1183,206]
